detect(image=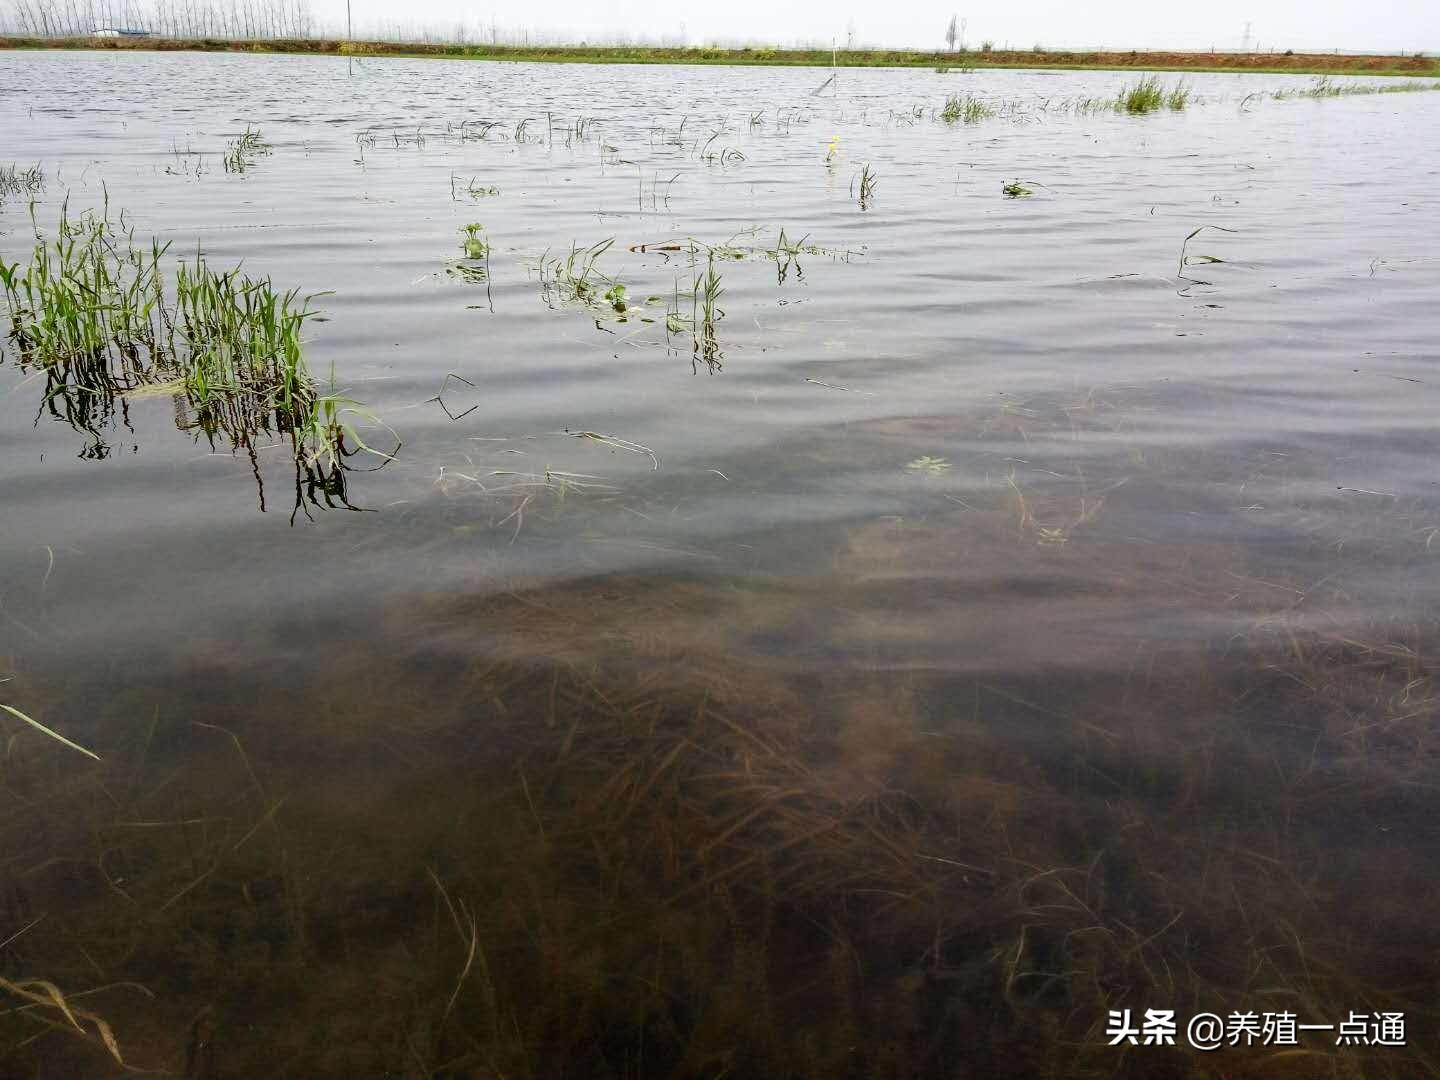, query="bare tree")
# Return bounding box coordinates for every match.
[945,13,958,52]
